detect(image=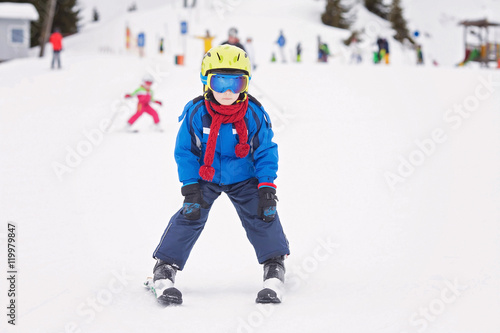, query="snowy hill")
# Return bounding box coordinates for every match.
[1,1,500,333]
[75,0,500,67]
